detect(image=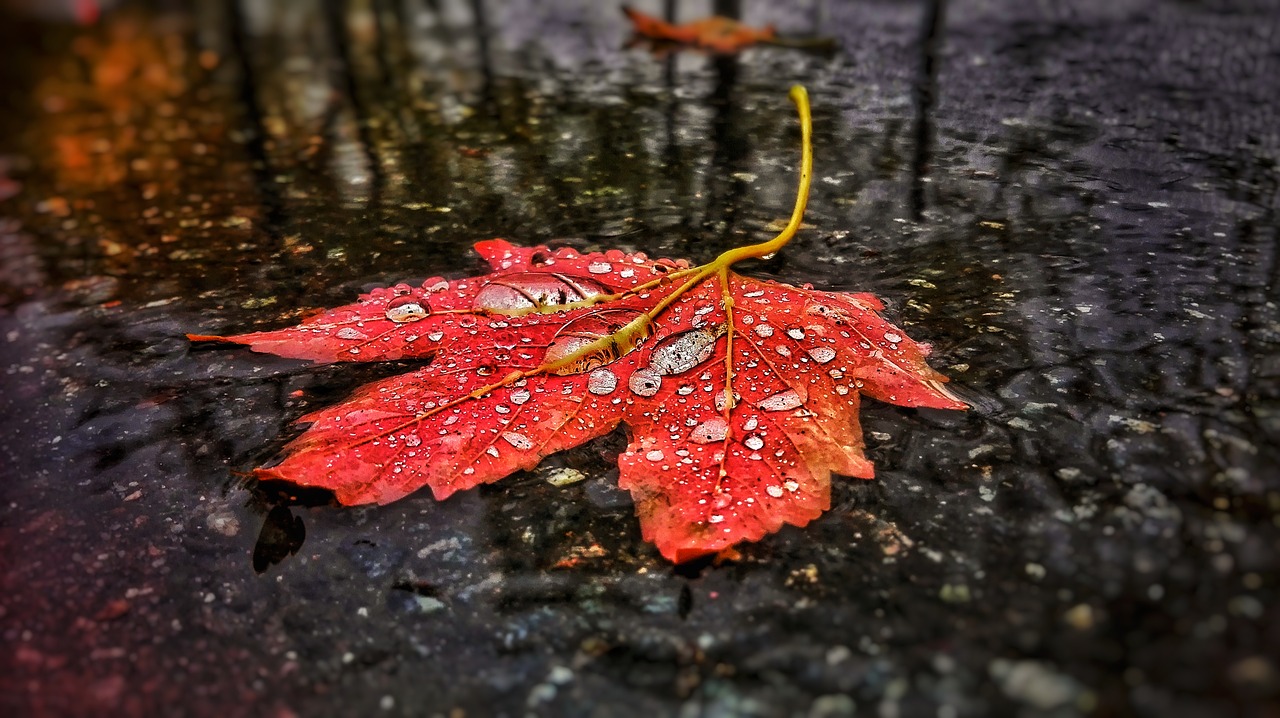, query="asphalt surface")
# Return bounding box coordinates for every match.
[1,1,1277,716]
